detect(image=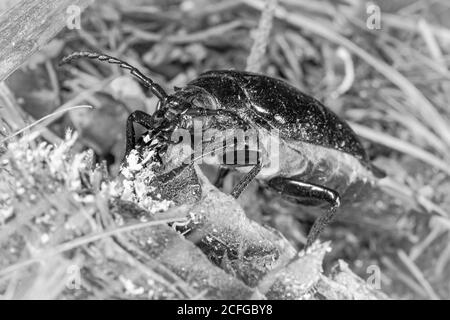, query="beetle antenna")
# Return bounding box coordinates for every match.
[60,51,168,102]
